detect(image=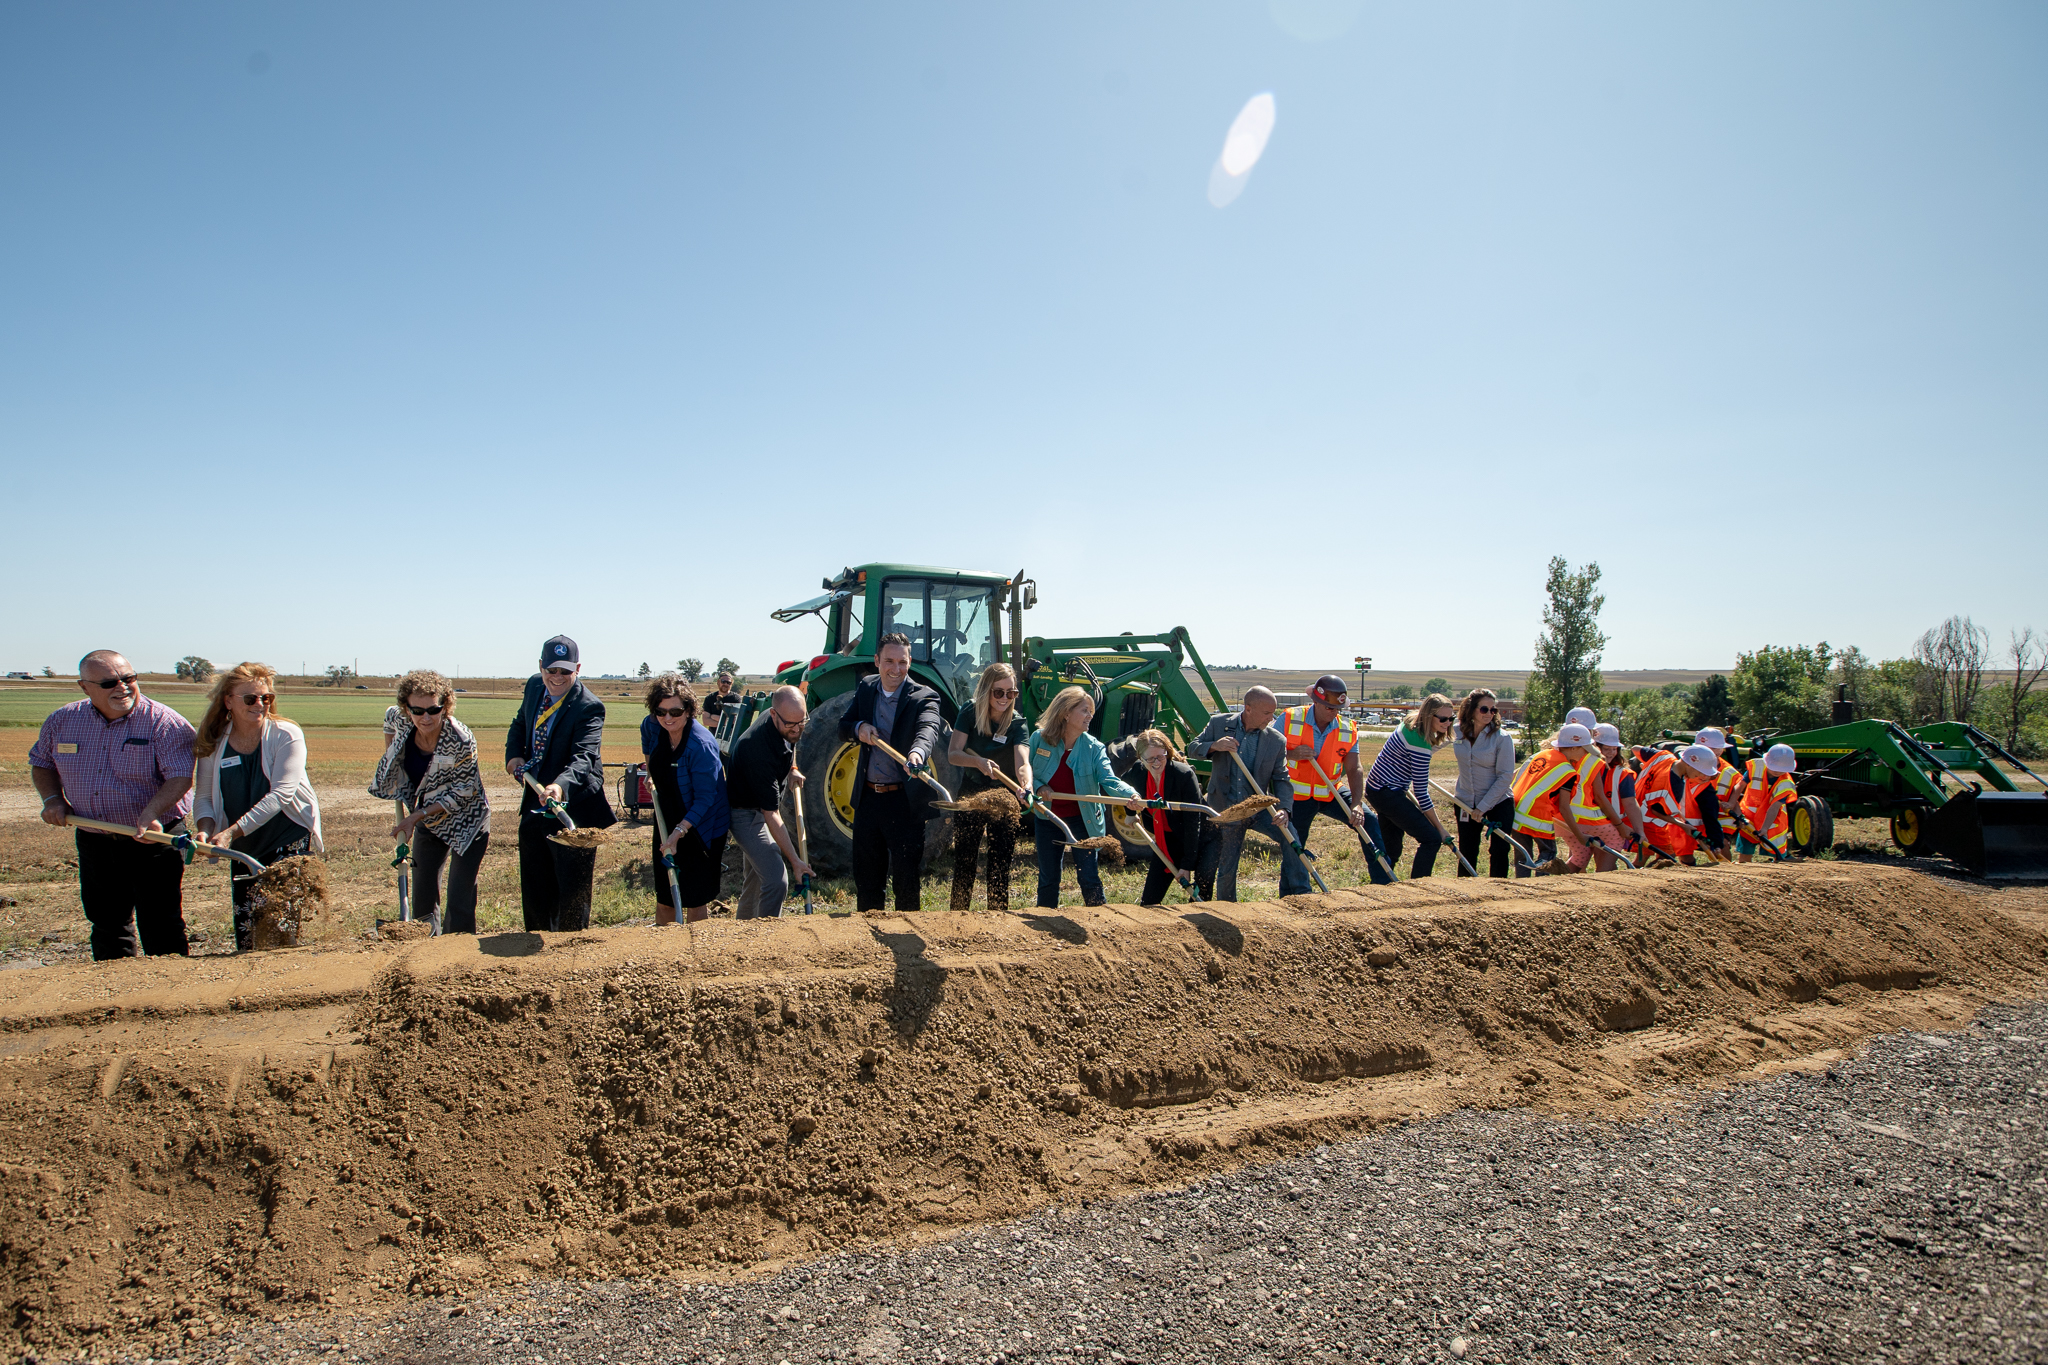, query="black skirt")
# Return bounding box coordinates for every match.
[655,825,727,908]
